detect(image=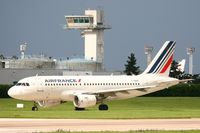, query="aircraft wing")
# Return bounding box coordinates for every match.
[87,85,156,95]
[179,79,193,83]
[83,78,190,96]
